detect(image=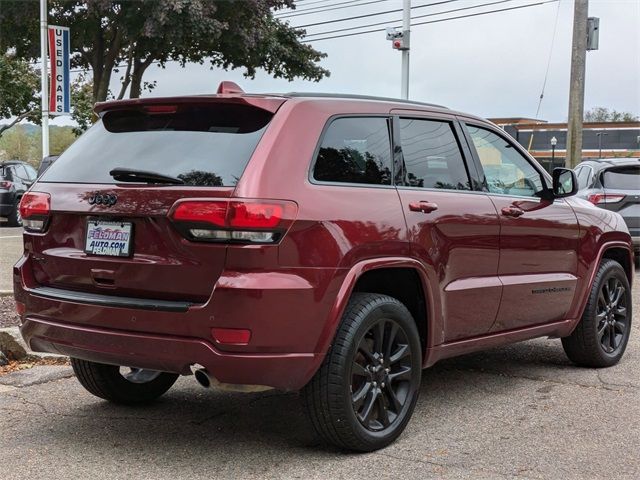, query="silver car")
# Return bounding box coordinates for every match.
[574,158,640,259]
